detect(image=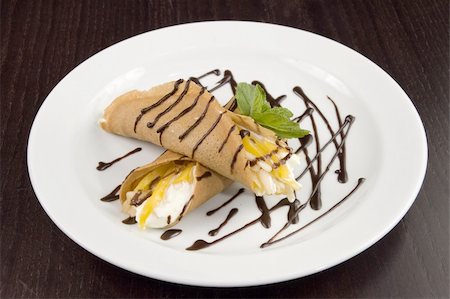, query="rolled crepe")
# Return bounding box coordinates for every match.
[120,150,232,228]
[101,79,301,199]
